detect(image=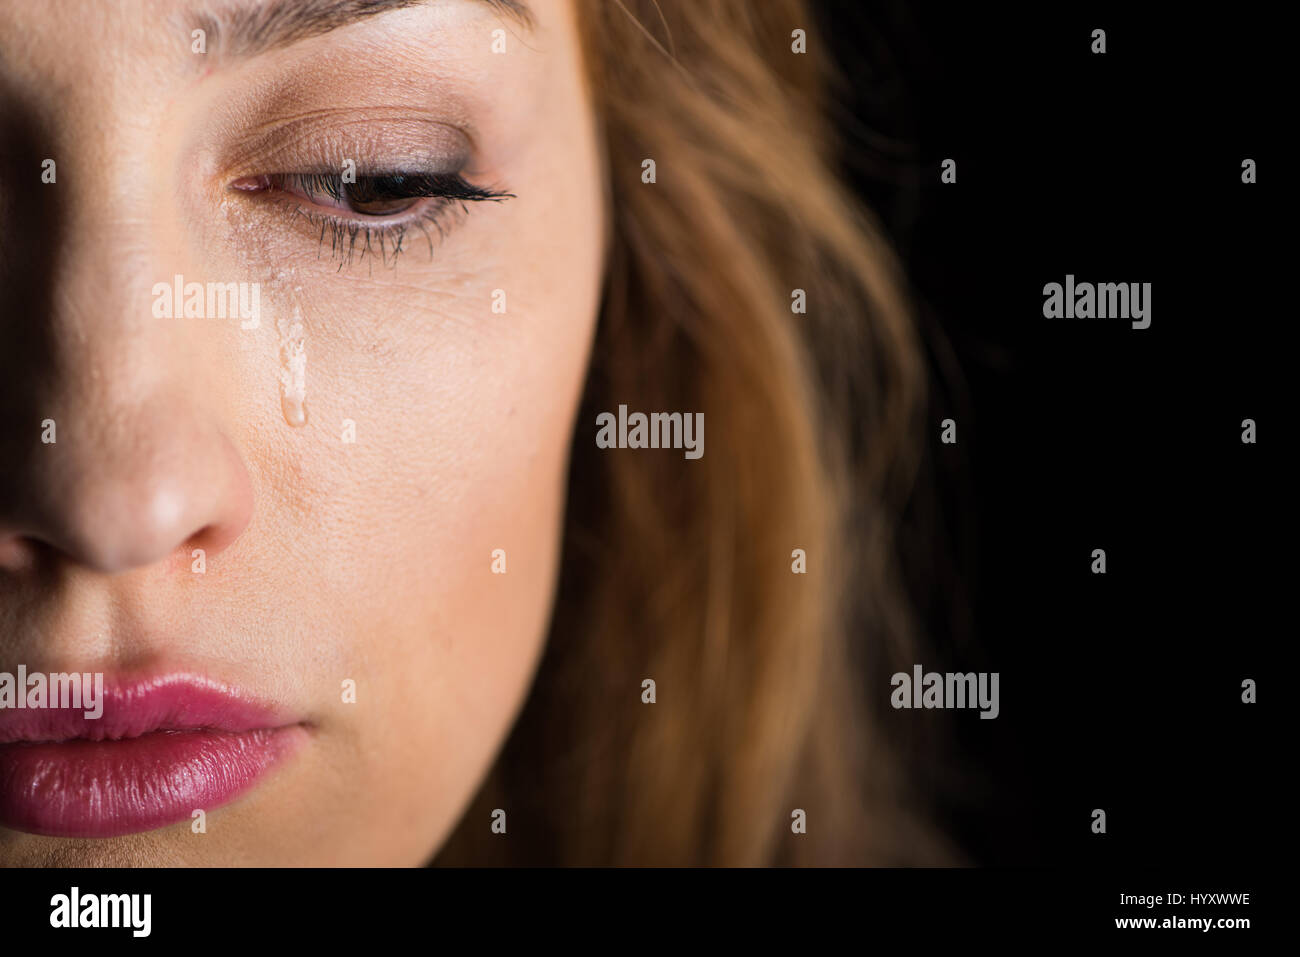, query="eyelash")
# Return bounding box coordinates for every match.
[239,171,513,270]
